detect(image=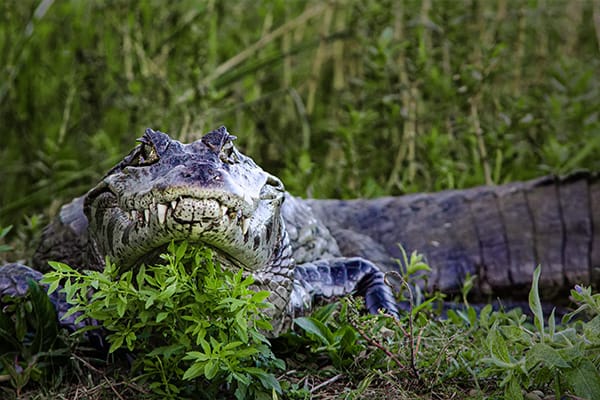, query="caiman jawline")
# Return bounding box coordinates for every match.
[123,196,252,236]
